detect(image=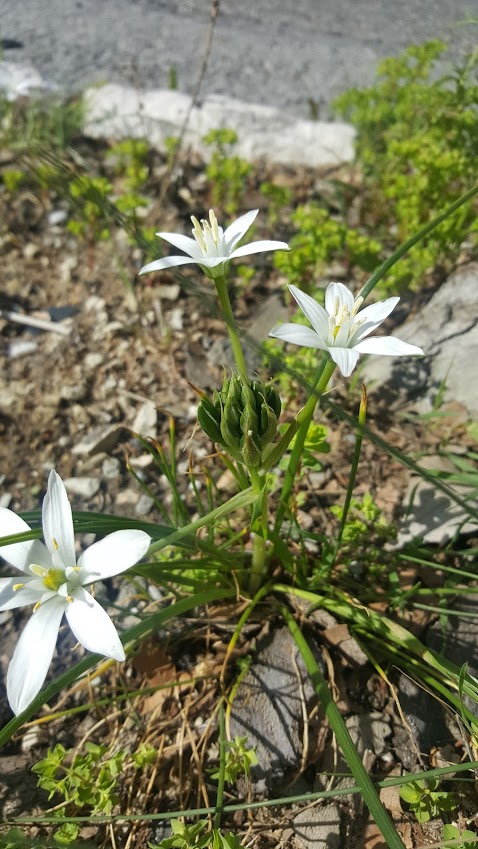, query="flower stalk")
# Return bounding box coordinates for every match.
[272,356,336,533]
[213,274,248,377]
